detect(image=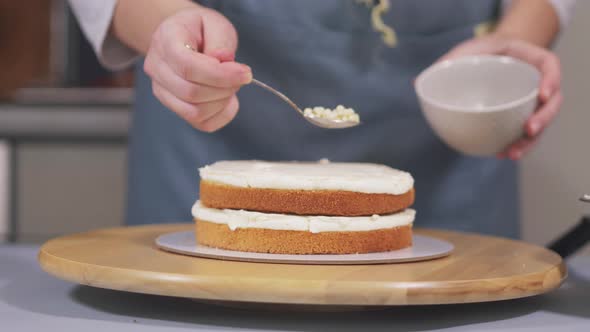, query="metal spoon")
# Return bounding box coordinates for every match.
[580,194,590,203]
[183,43,359,129]
[250,78,359,129]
